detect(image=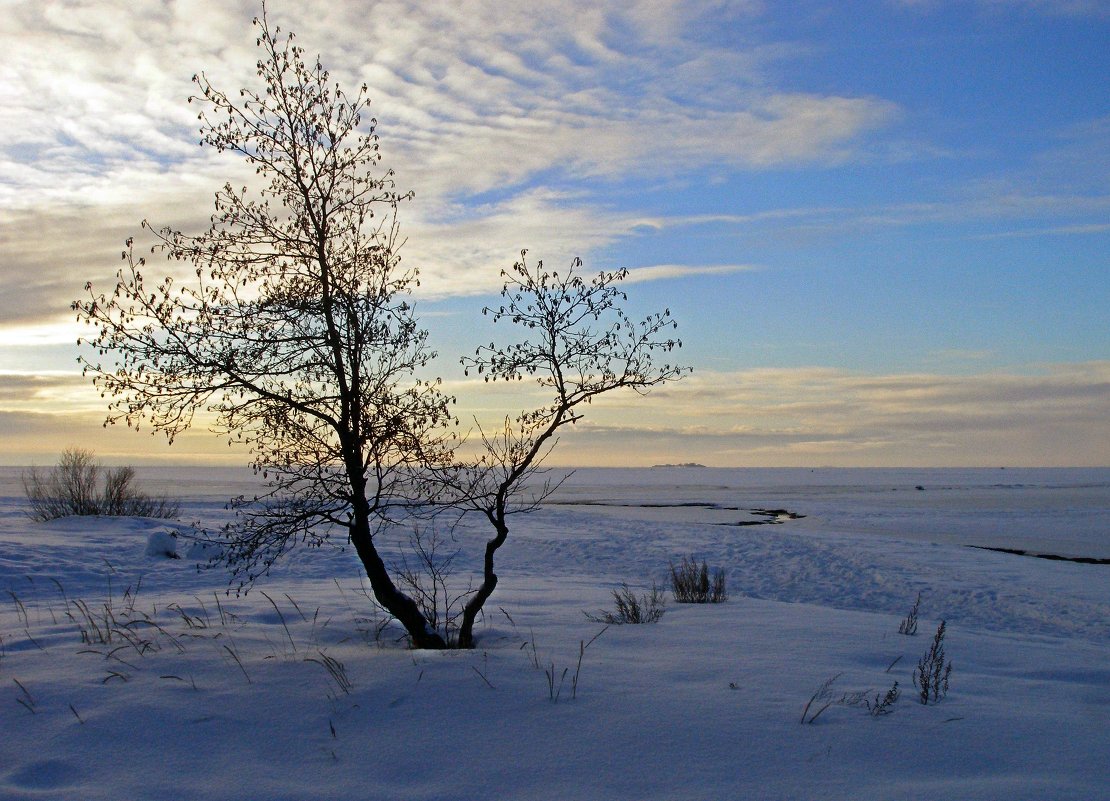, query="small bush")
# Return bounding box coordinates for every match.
[587,583,665,625]
[22,448,179,521]
[670,555,727,603]
[913,620,953,704]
